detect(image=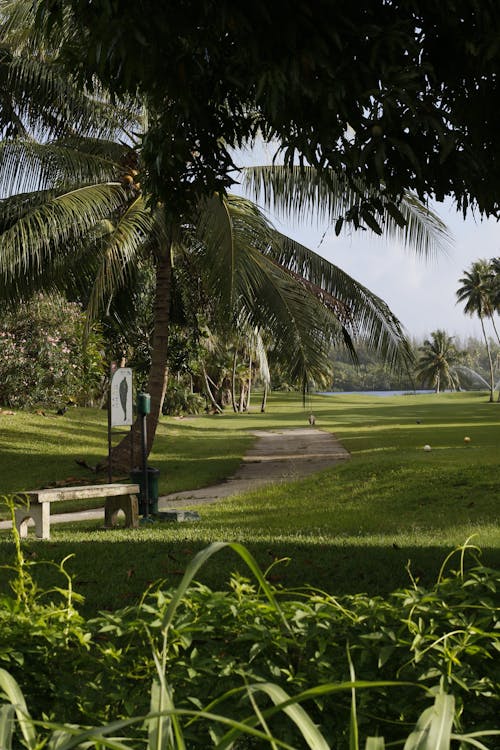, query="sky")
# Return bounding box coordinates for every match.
[231,143,499,343]
[265,200,499,343]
